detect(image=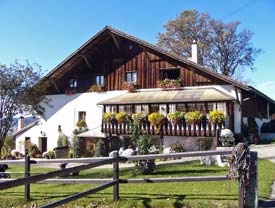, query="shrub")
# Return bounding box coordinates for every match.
[96,139,108,157]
